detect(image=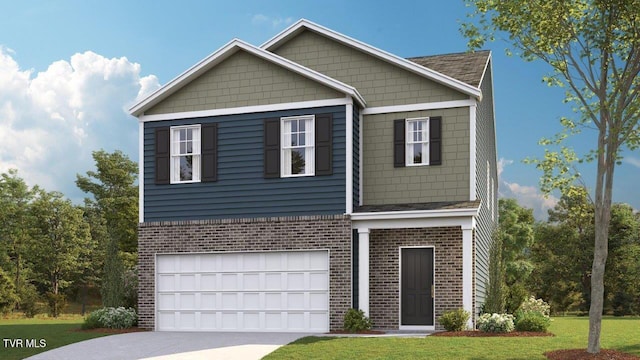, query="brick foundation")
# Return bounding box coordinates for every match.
[369,227,464,330]
[137,215,352,331]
